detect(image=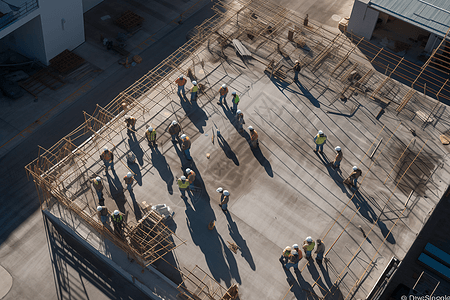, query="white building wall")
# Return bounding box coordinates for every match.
[39,0,85,64]
[347,0,379,40]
